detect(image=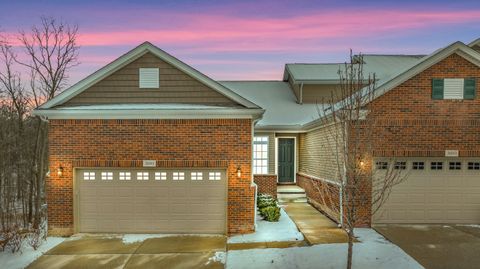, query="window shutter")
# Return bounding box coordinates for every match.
[432,79,444,100]
[464,78,476,100]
